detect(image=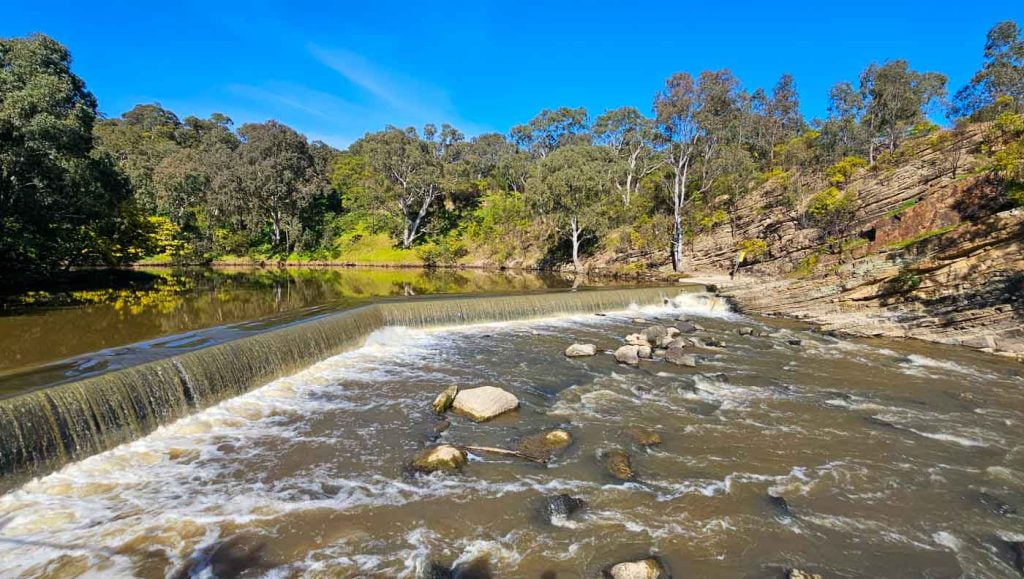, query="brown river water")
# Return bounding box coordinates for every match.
[0,280,1022,577]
